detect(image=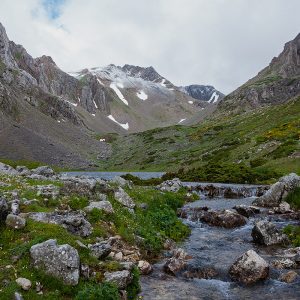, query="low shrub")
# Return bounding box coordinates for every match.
[75,282,120,300]
[285,187,300,210]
